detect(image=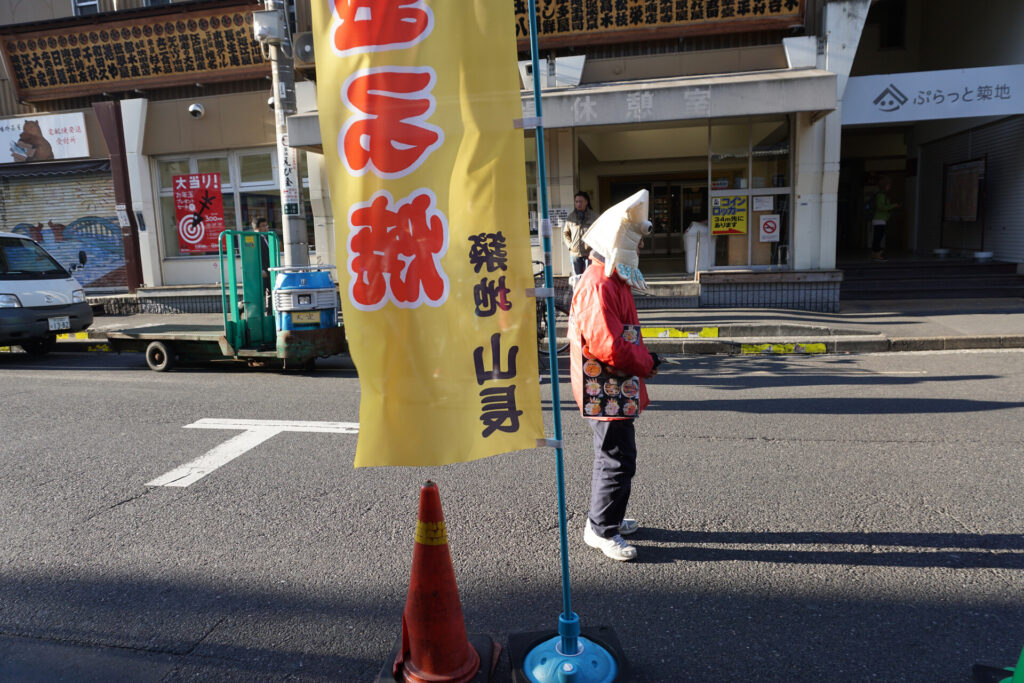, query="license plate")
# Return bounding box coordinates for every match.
[48,316,70,331]
[291,311,320,324]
